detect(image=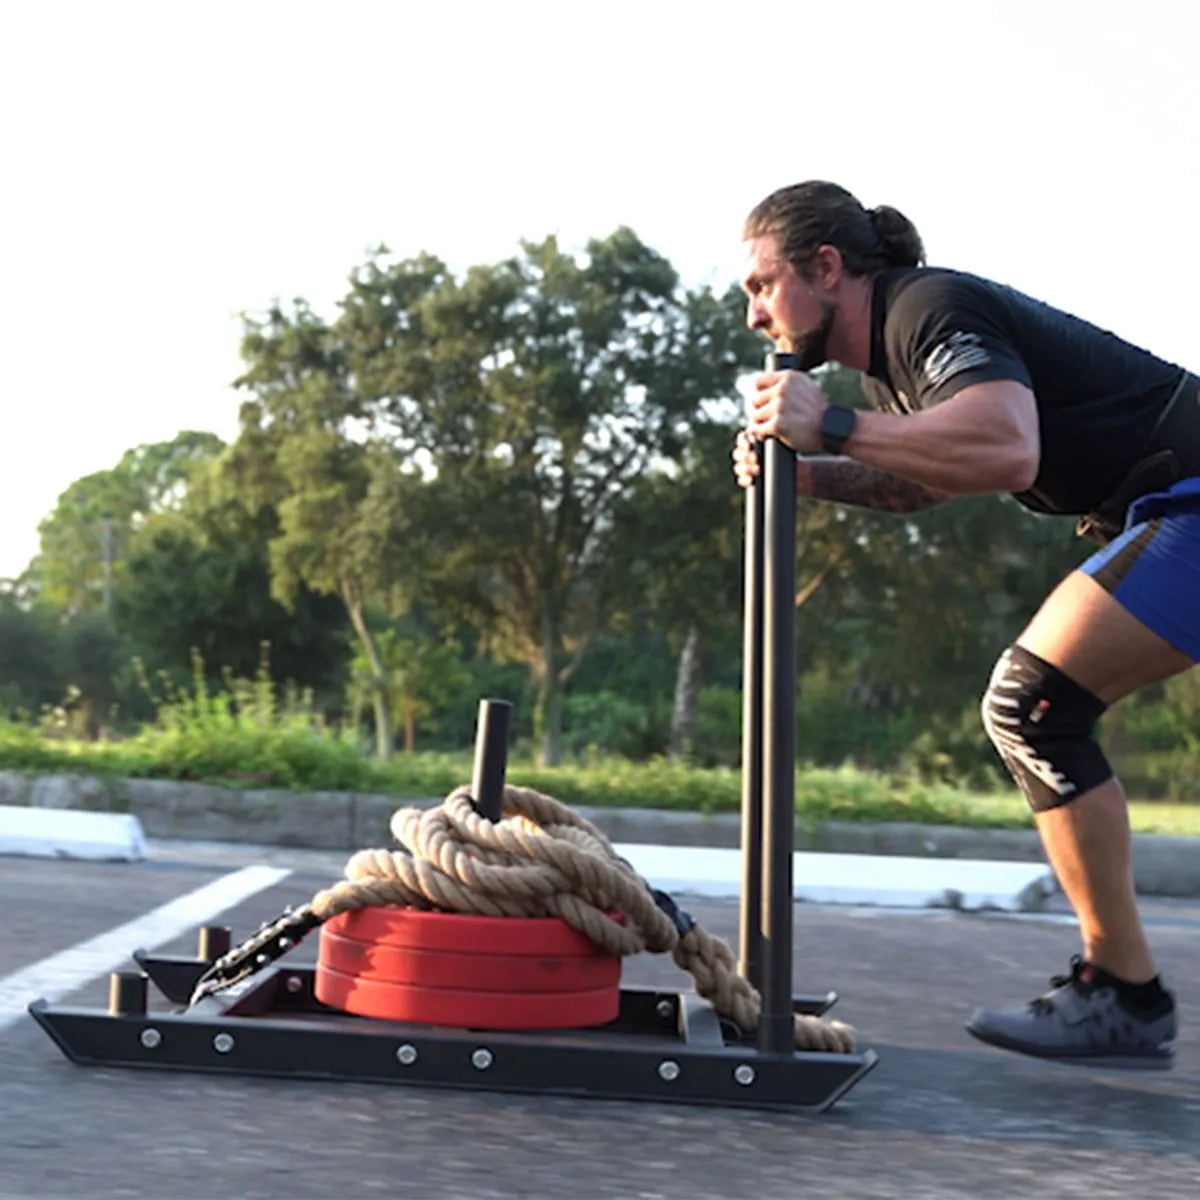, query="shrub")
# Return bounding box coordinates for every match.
[561,690,671,761]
